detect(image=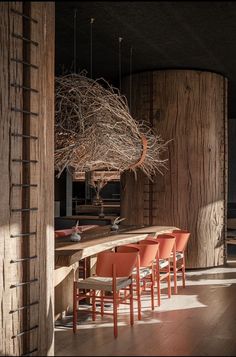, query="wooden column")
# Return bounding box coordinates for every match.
[121,72,154,227]
[121,70,227,268]
[66,171,73,216]
[228,119,236,203]
[0,2,55,355]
